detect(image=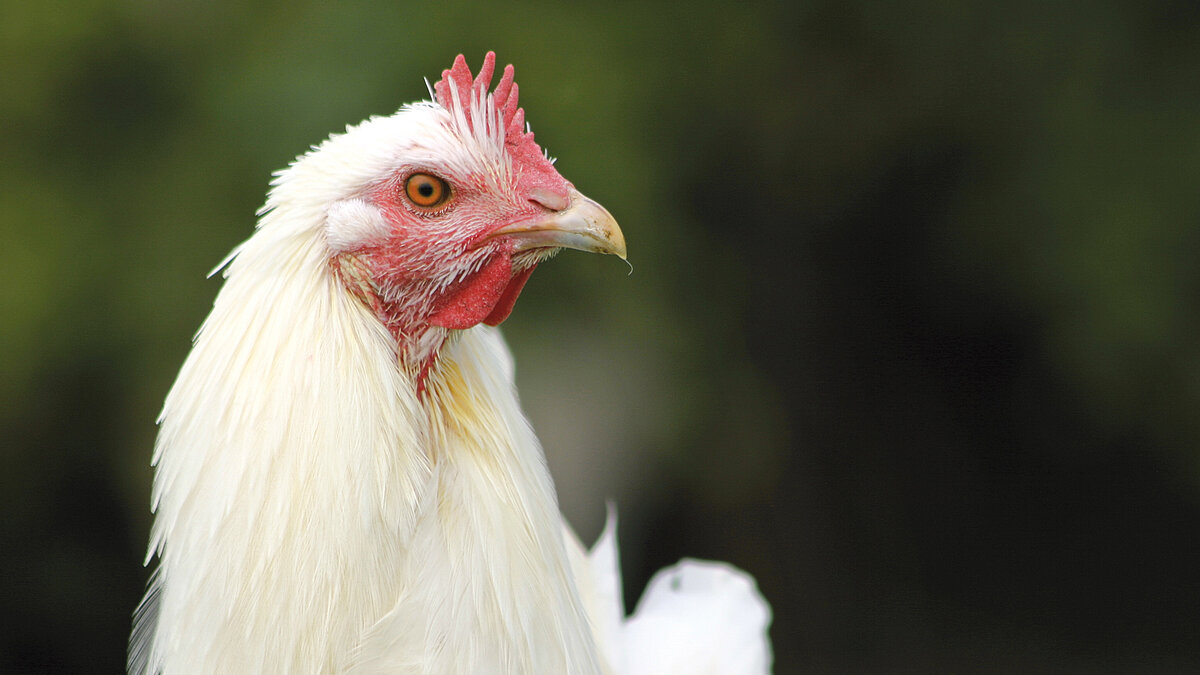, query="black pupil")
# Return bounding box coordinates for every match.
[417,181,435,198]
